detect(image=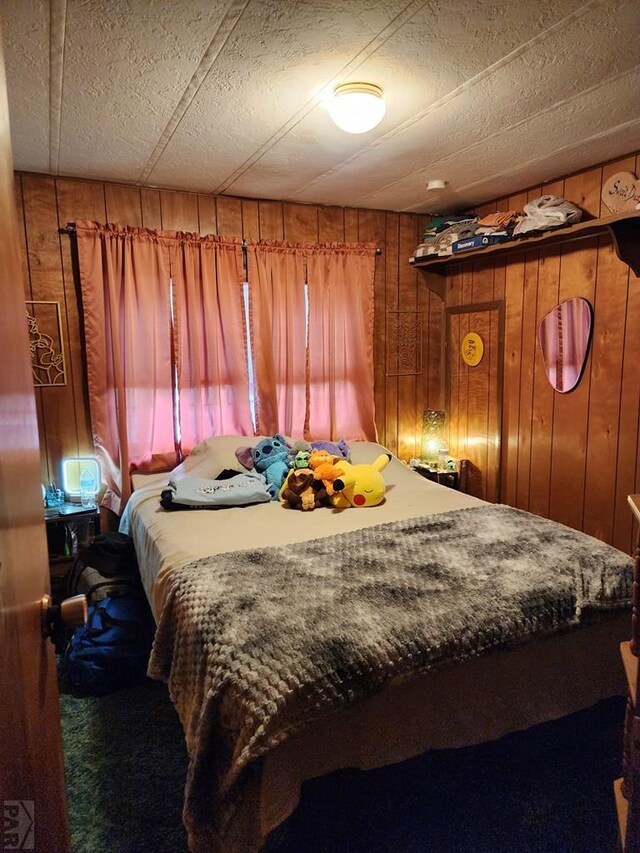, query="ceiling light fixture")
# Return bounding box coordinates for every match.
[328,82,386,134]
